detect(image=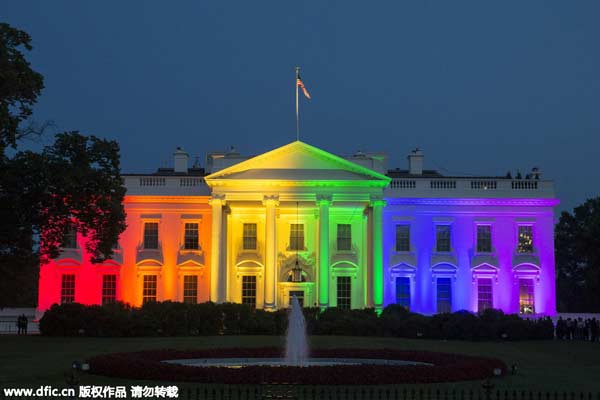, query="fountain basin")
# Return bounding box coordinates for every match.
[163,357,432,368]
[87,348,507,384]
